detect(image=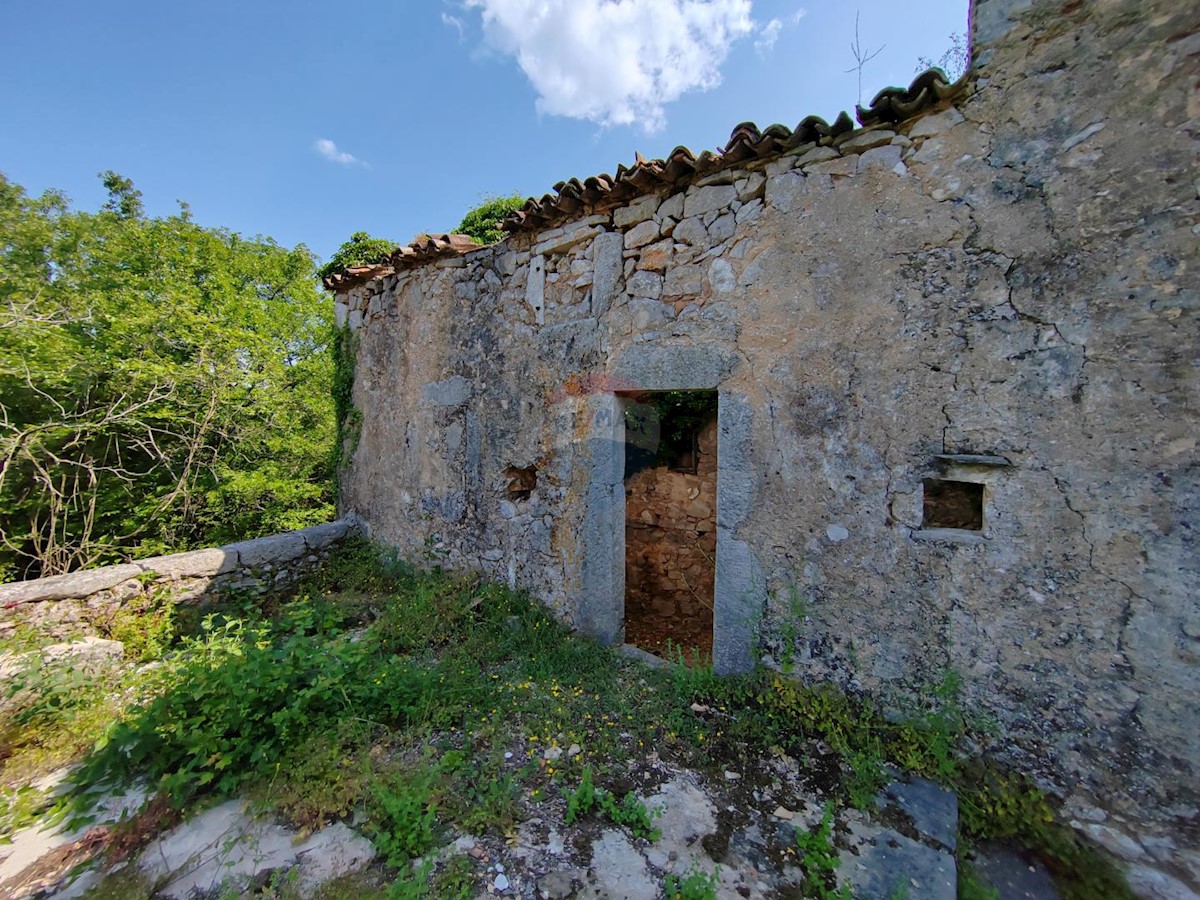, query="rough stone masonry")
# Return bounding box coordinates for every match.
[329,0,1199,890]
